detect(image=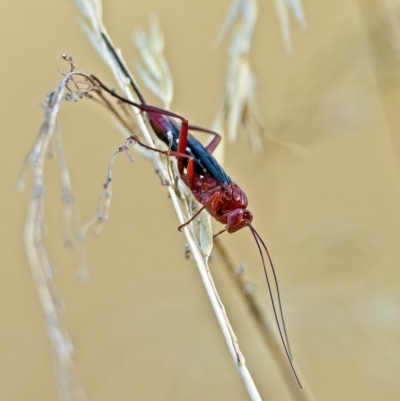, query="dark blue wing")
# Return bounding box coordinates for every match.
[186,135,231,185]
[155,118,231,185]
